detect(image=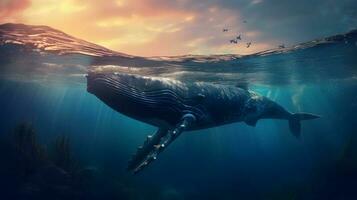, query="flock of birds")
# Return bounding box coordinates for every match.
[223,28,253,48]
[222,21,285,49]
